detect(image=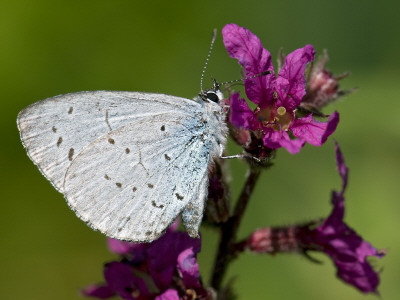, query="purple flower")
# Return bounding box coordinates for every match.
[245,143,385,293]
[222,24,339,154]
[297,142,385,293]
[83,222,211,299]
[147,232,201,290]
[82,262,149,300]
[155,289,179,300]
